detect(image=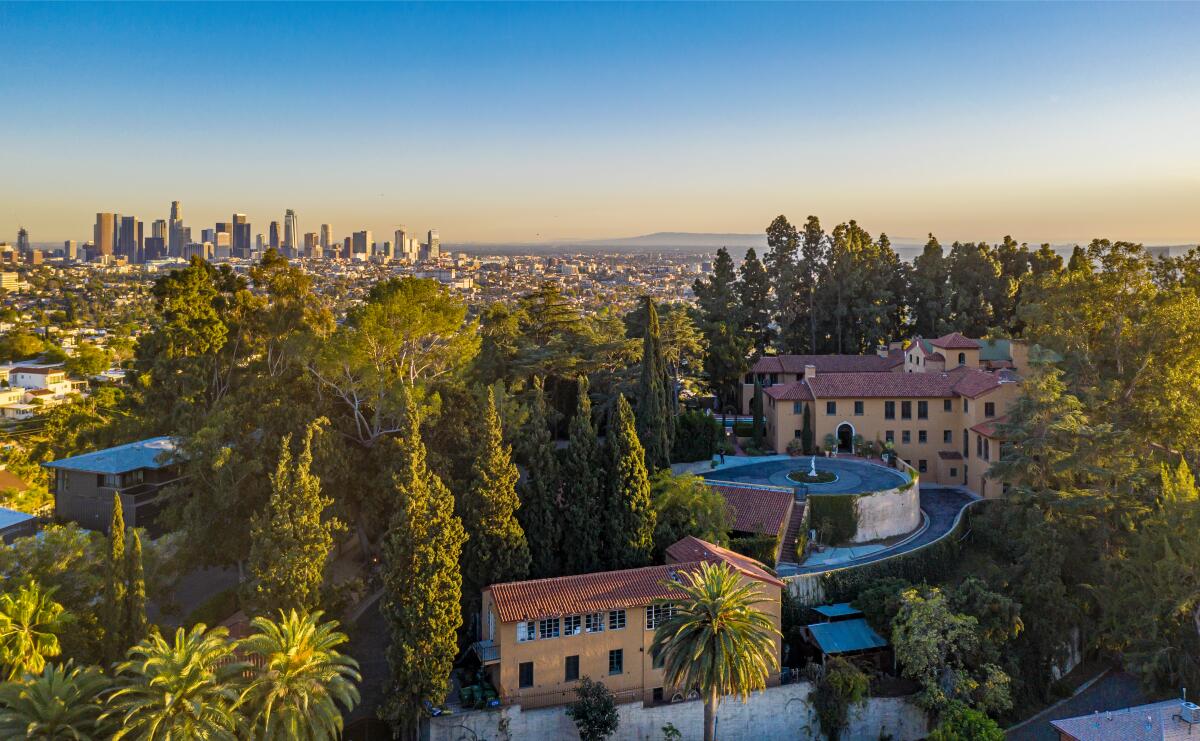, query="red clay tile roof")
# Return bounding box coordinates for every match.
[948,367,1008,398]
[486,538,782,623]
[970,415,1008,438]
[929,332,982,350]
[665,536,784,588]
[764,382,813,401]
[752,354,899,375]
[711,484,793,538]
[806,372,958,398]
